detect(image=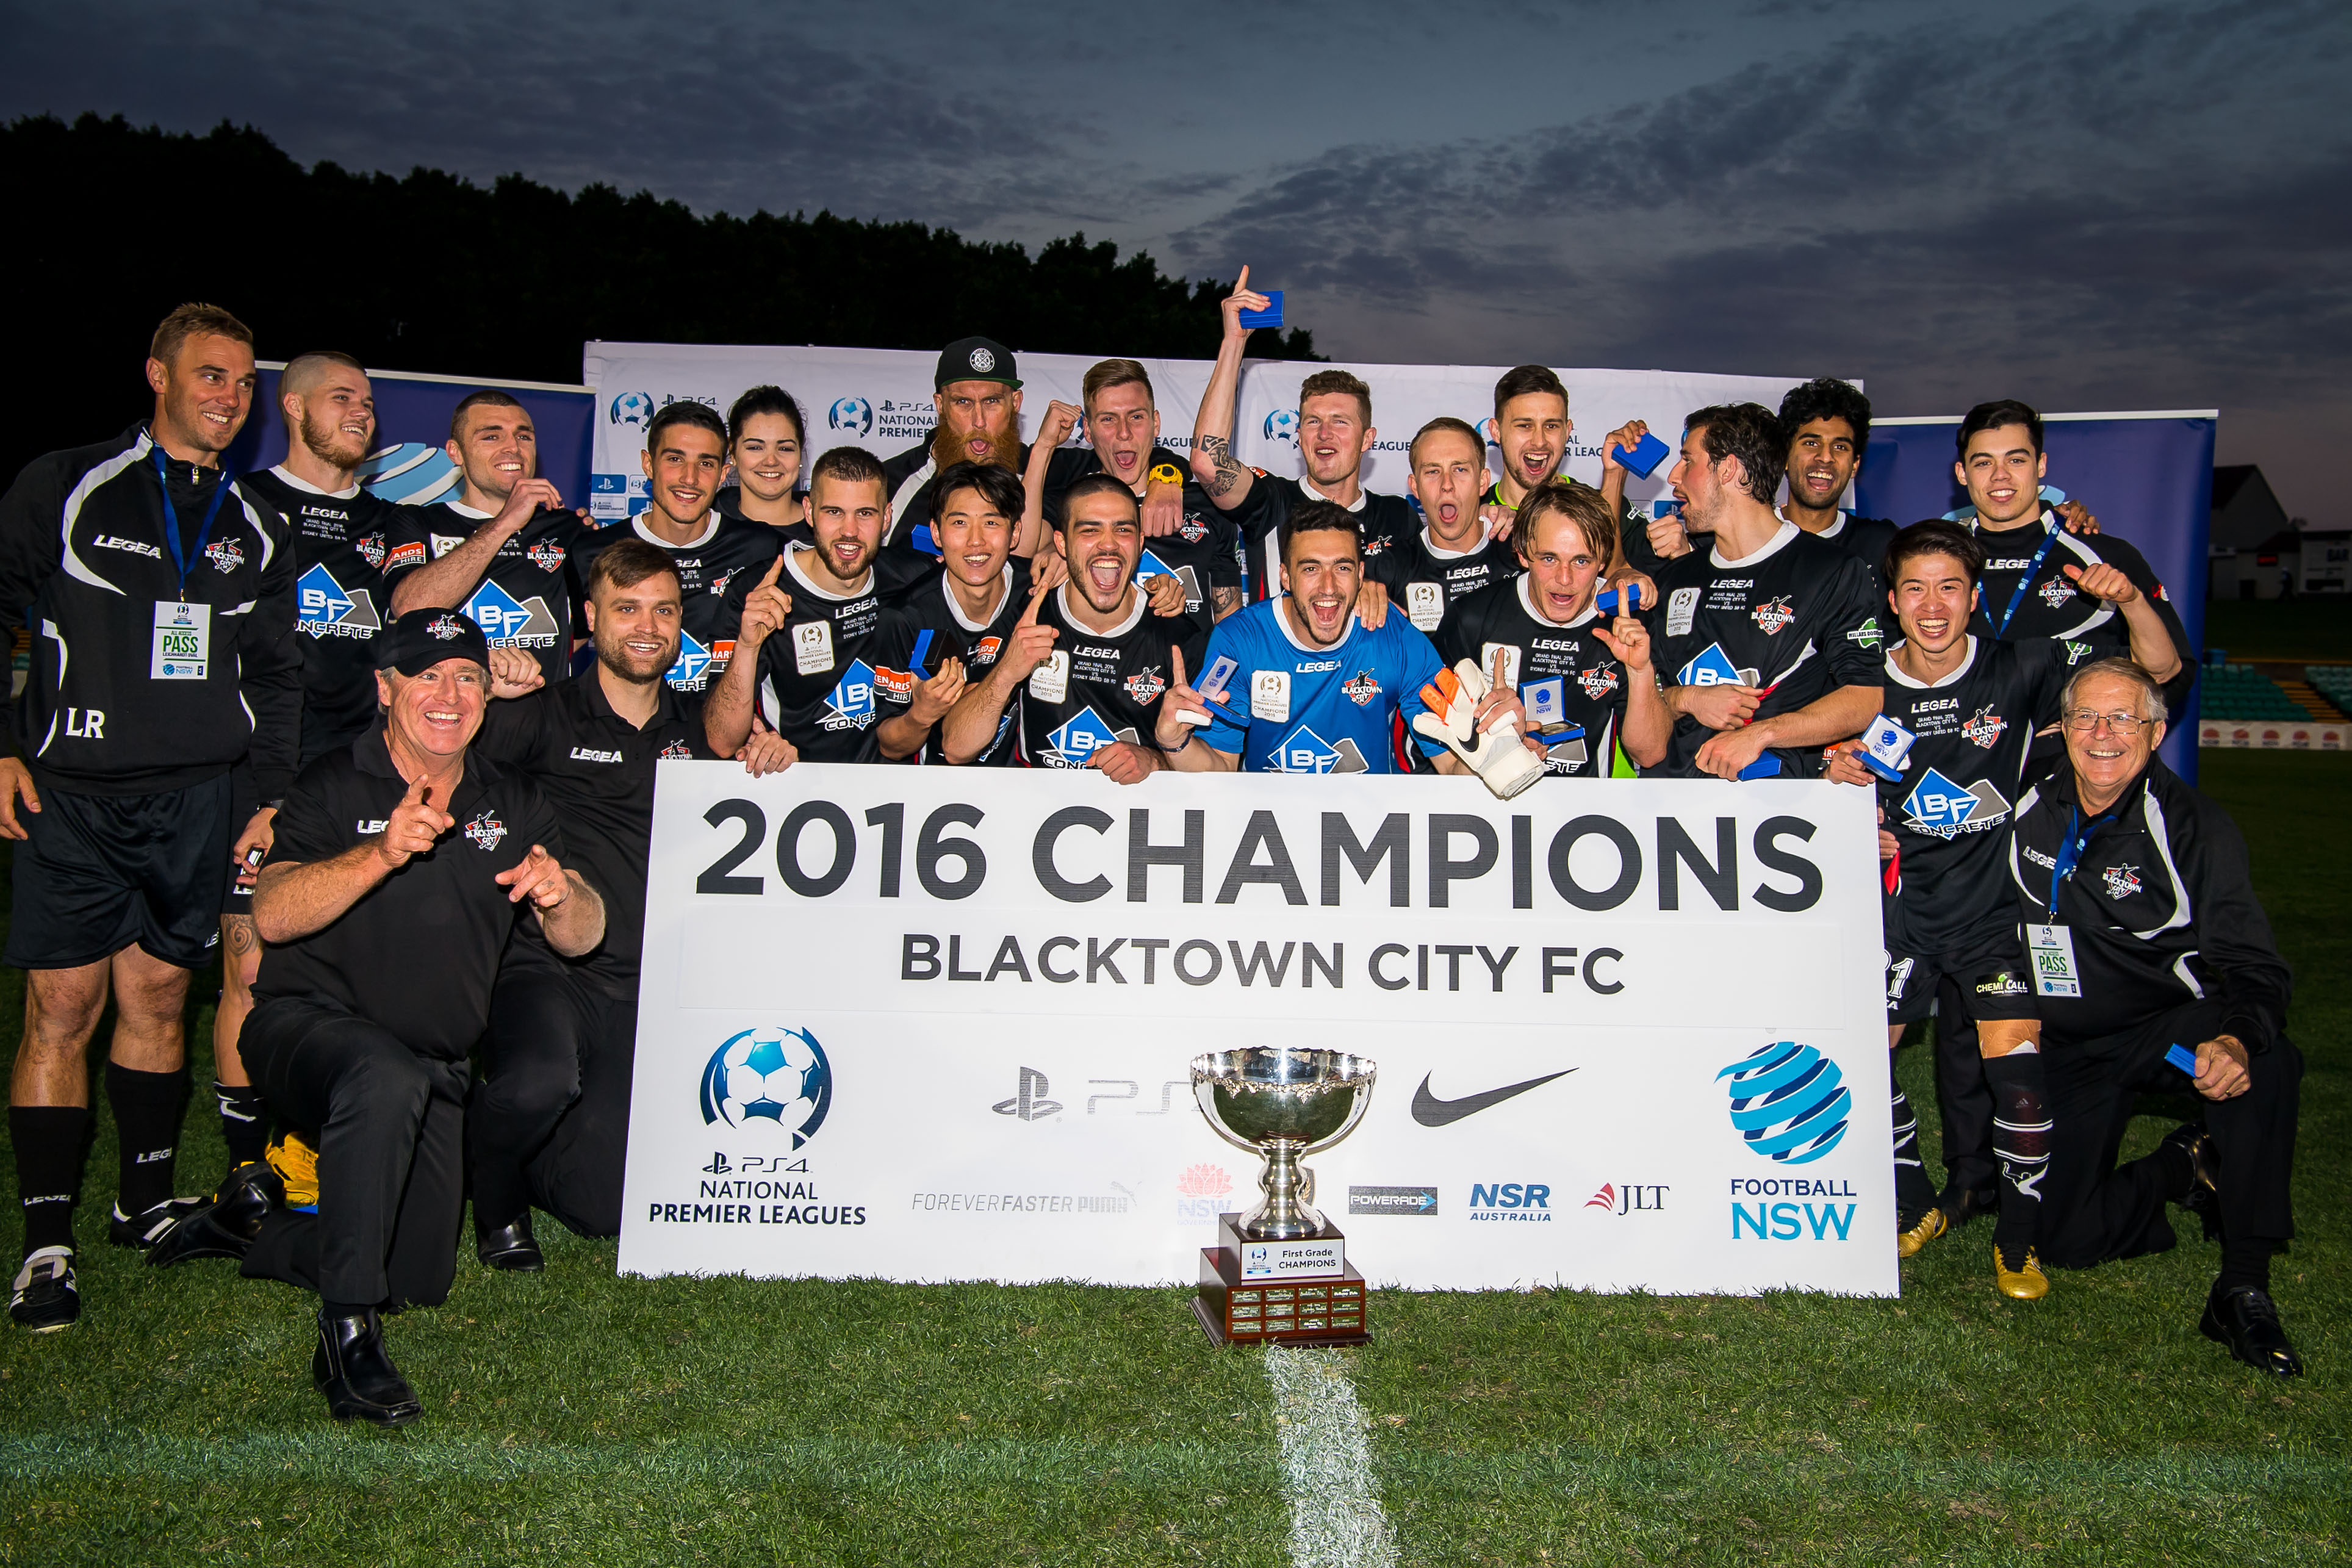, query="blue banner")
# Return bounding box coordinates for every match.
[1856,414,2214,782]
[226,368,595,512]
